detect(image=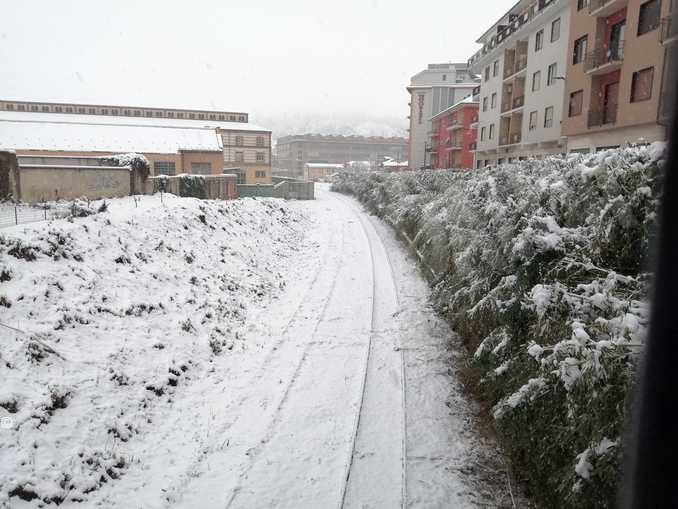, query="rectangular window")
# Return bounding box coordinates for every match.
[481,126,486,141]
[529,110,538,130]
[535,29,544,51]
[569,90,584,117]
[255,170,267,178]
[235,152,244,162]
[551,18,561,42]
[235,135,244,146]
[191,162,212,175]
[491,93,497,109]
[442,74,447,81]
[547,63,558,86]
[256,152,265,162]
[256,136,265,147]
[631,67,655,102]
[638,0,661,35]
[485,66,490,81]
[489,124,495,140]
[573,35,588,65]
[154,161,176,176]
[544,106,554,128]
[577,0,589,10]
[483,97,488,111]
[493,60,499,77]
[532,71,541,91]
